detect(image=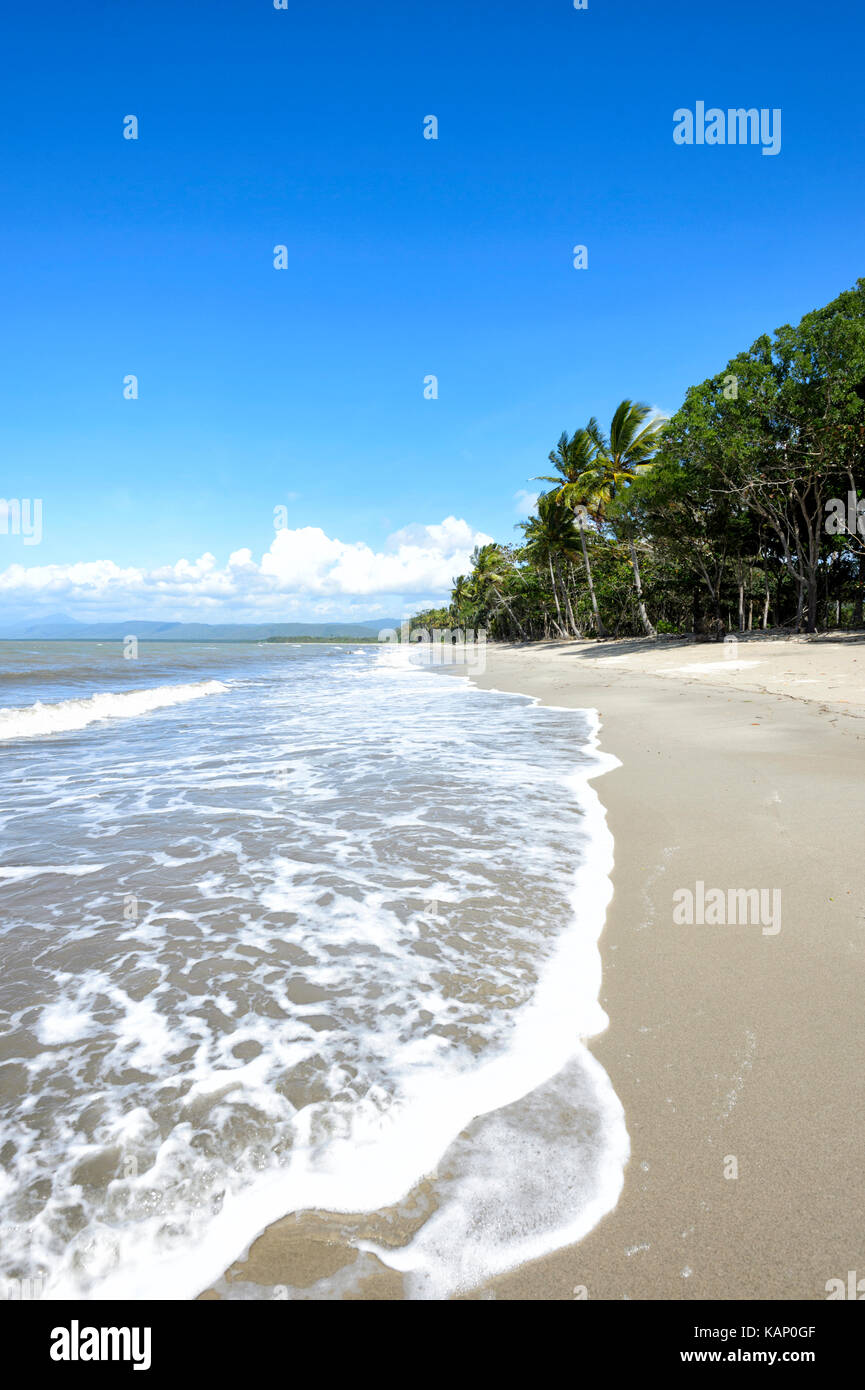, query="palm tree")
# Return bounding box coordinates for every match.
[537,428,607,637]
[518,495,582,638]
[470,544,529,639]
[449,573,476,627]
[578,401,667,636]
